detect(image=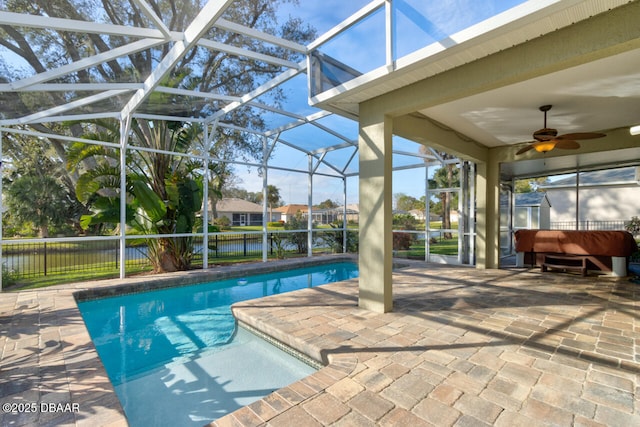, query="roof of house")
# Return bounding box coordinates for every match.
[274,204,308,215]
[215,198,263,213]
[515,192,551,207]
[540,167,639,188]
